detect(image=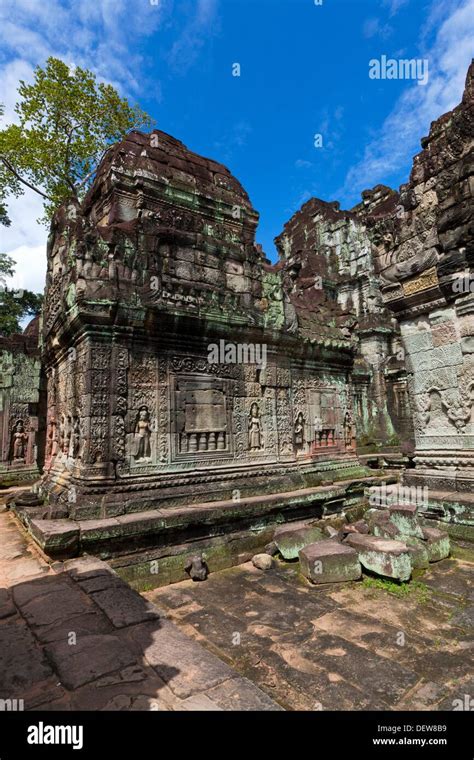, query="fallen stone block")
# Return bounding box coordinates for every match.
[422,527,450,562]
[365,508,390,533]
[319,515,348,532]
[388,503,424,539]
[344,534,412,582]
[274,522,325,560]
[352,519,369,534]
[252,553,273,570]
[340,524,359,537]
[299,540,361,584]
[372,519,400,541]
[264,541,279,556]
[323,525,340,539]
[404,537,430,570]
